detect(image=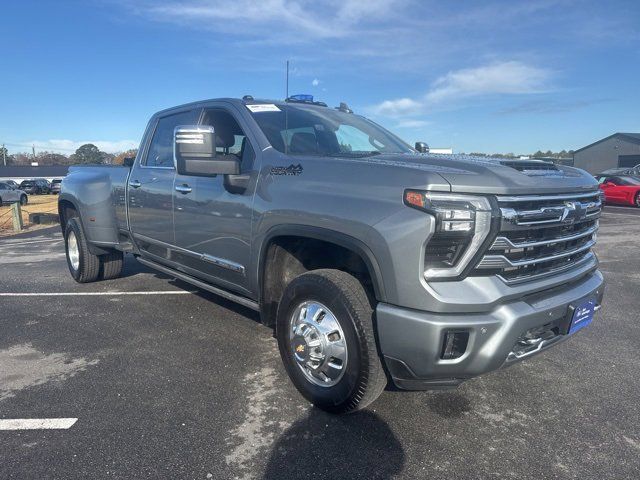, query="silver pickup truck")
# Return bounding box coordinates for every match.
[59,96,605,413]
